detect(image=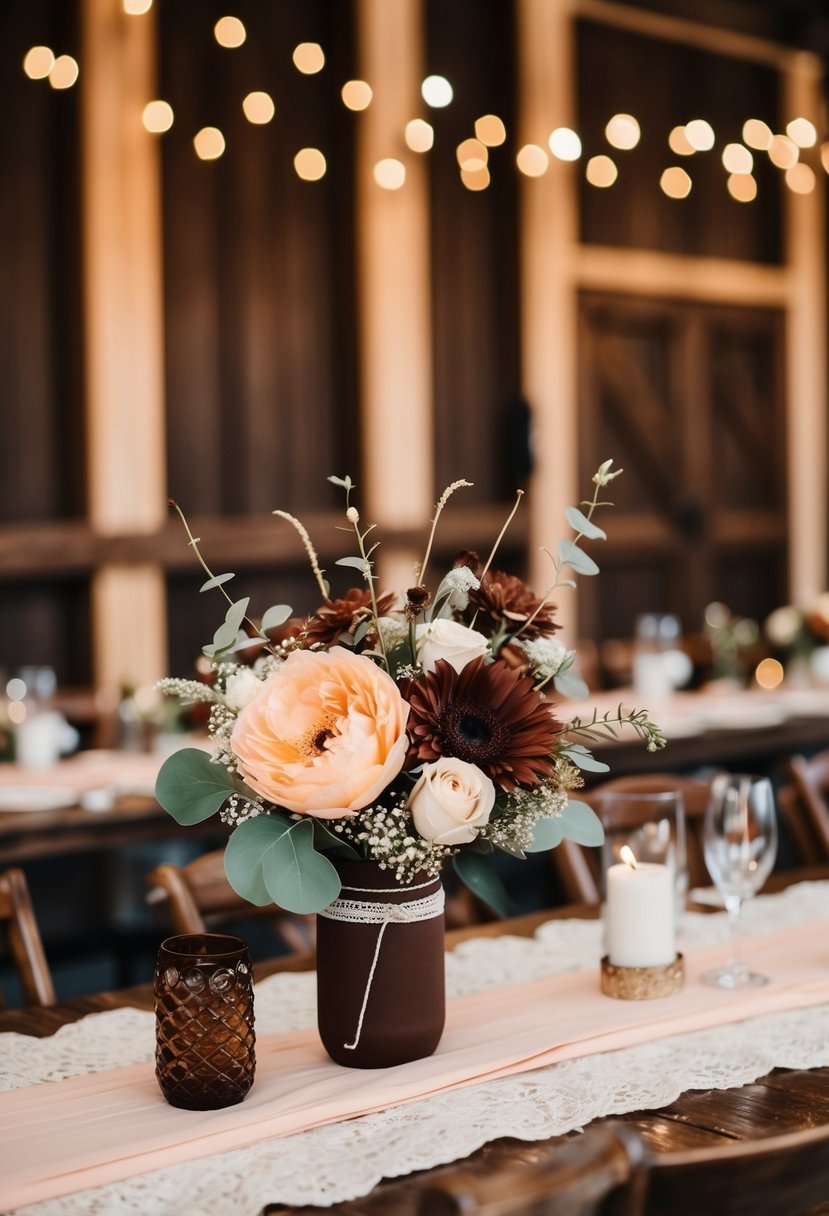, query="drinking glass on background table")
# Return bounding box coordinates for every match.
[599,790,688,920]
[701,774,778,989]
